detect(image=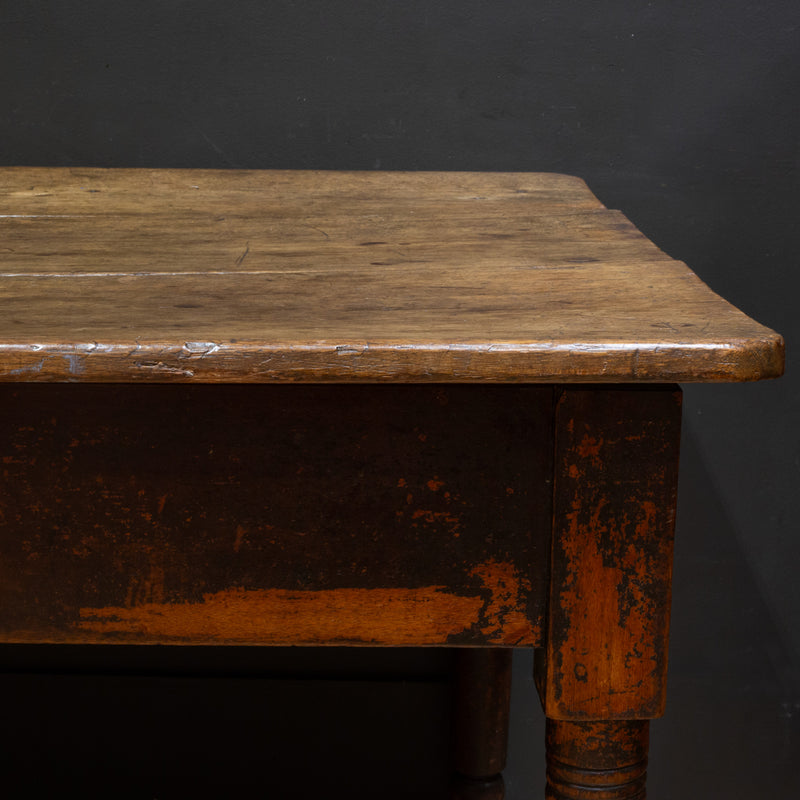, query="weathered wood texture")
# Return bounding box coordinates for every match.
[536,387,681,720]
[0,384,550,646]
[545,719,649,800]
[452,648,513,800]
[0,168,784,383]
